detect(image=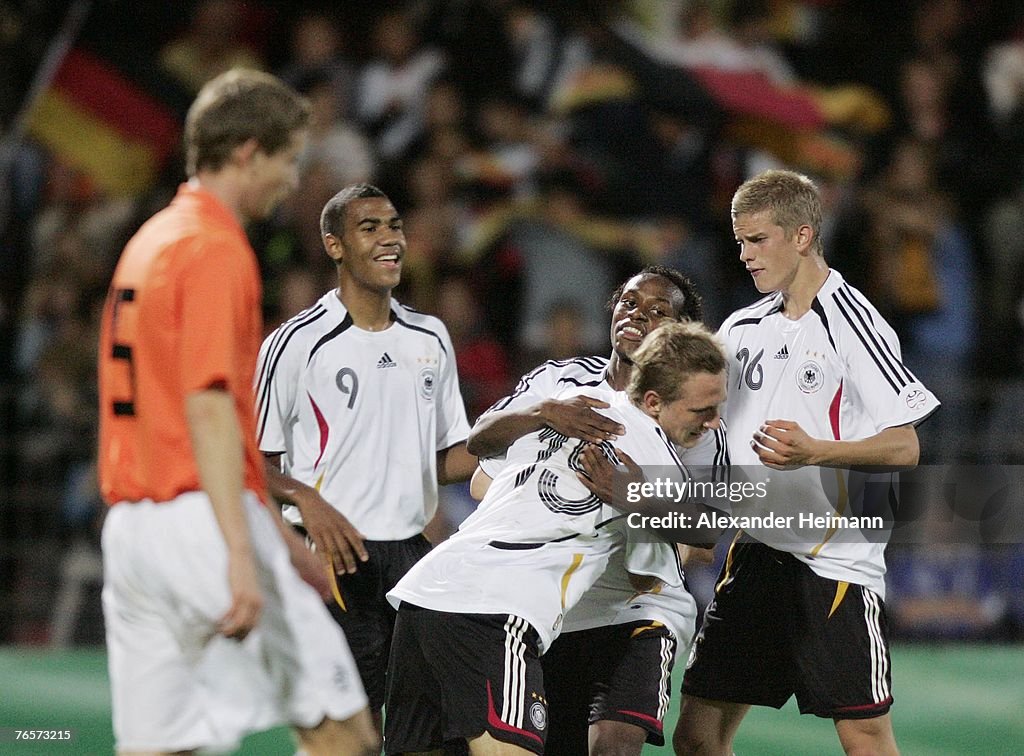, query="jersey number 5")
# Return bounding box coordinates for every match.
[736,347,764,391]
[108,288,137,416]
